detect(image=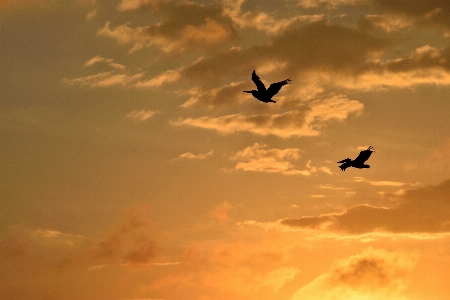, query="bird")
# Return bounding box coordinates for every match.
[243,70,291,103]
[337,146,374,171]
